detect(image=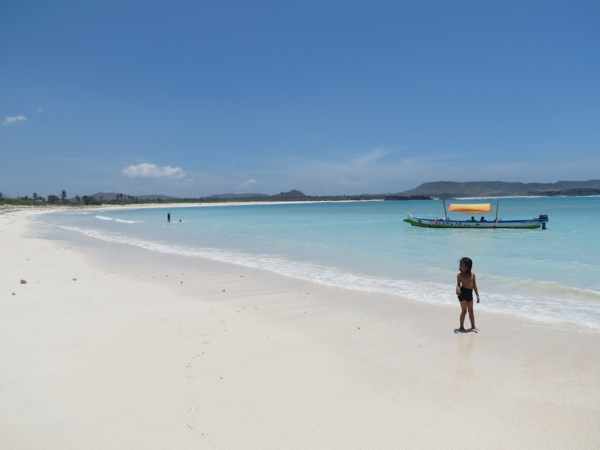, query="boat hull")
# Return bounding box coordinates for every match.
[404,214,547,229]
